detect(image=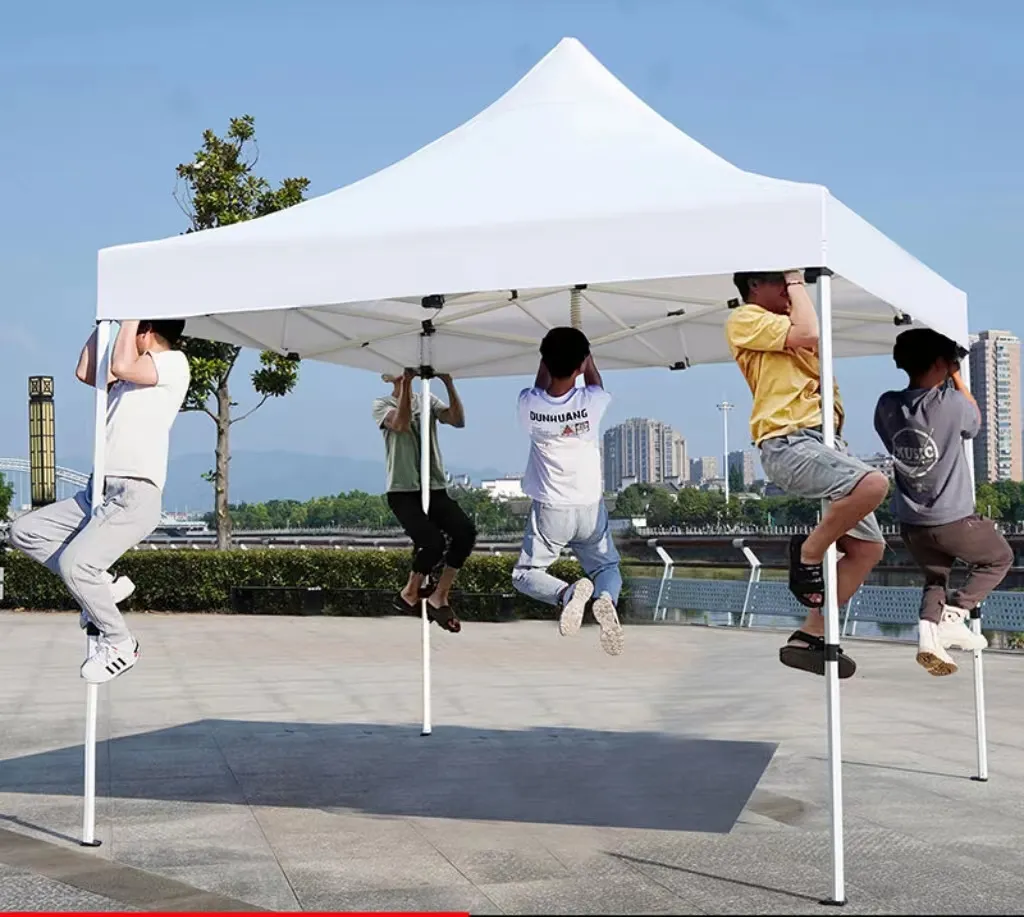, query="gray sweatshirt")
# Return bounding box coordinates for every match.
[874,384,980,527]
